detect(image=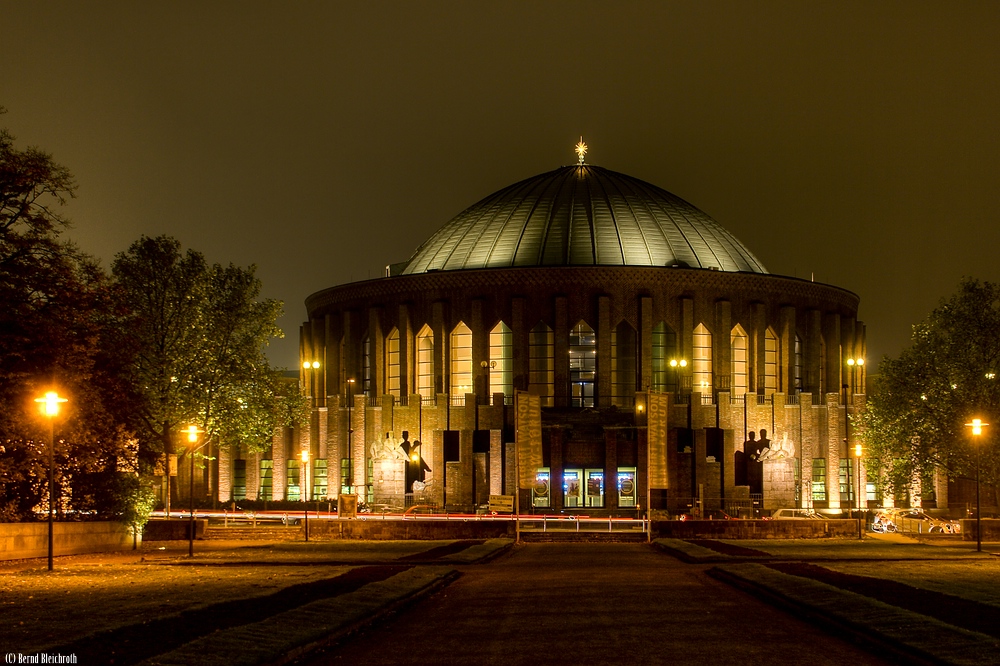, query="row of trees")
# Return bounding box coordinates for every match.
[859,278,1000,507]
[0,112,303,523]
